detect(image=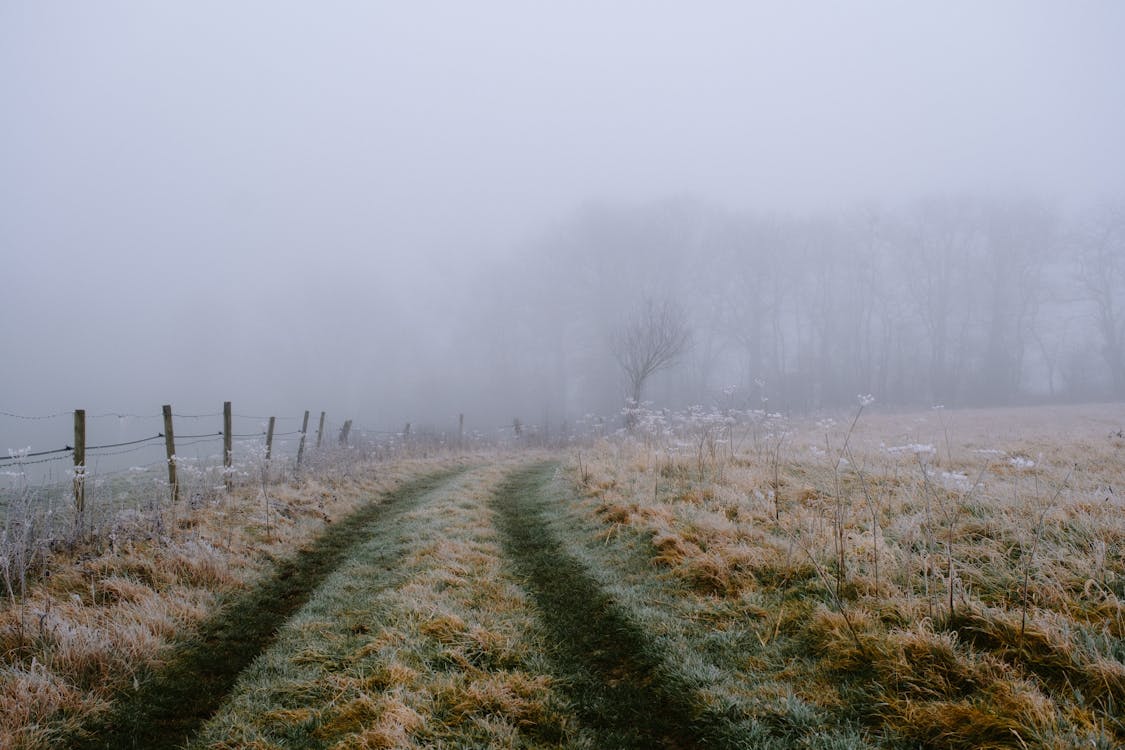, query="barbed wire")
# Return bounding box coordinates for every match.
[233,414,299,421]
[87,412,161,420]
[86,434,164,451]
[0,430,300,464]
[0,426,315,490]
[0,446,73,462]
[1,412,506,468]
[174,437,225,450]
[86,442,166,459]
[0,452,72,467]
[0,410,231,423]
[0,410,68,420]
